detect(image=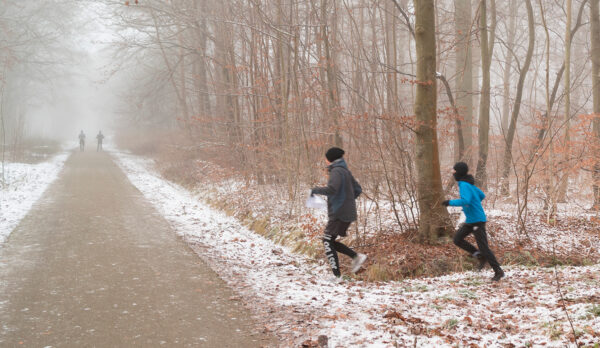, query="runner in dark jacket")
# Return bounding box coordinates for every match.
[442,162,505,281]
[78,130,86,152]
[96,131,105,151]
[312,147,367,282]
